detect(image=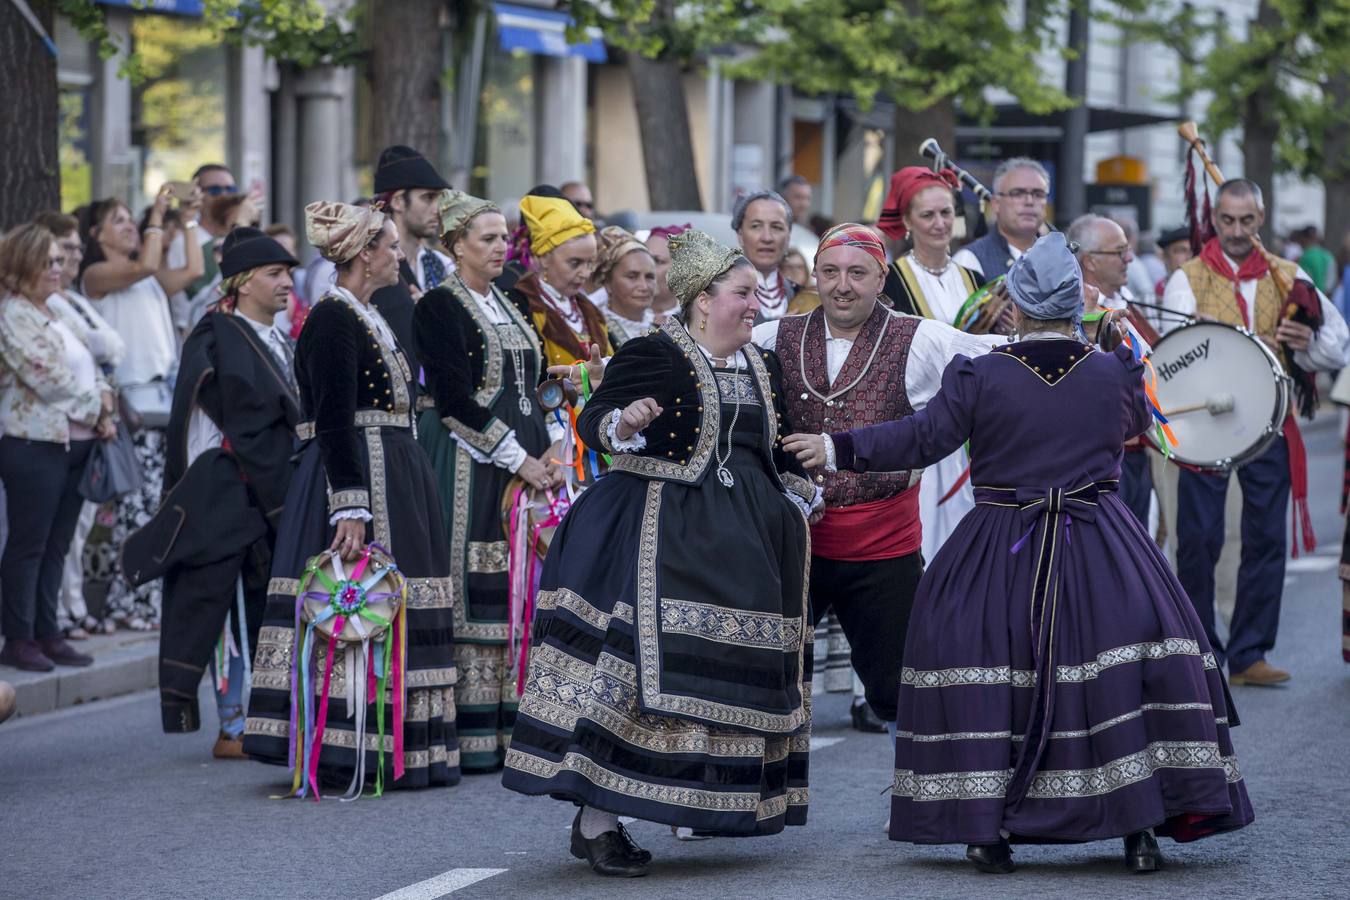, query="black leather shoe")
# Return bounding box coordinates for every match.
[570,812,649,876]
[38,637,93,667]
[1124,830,1162,872]
[0,639,54,672]
[850,700,888,733]
[966,839,1015,874]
